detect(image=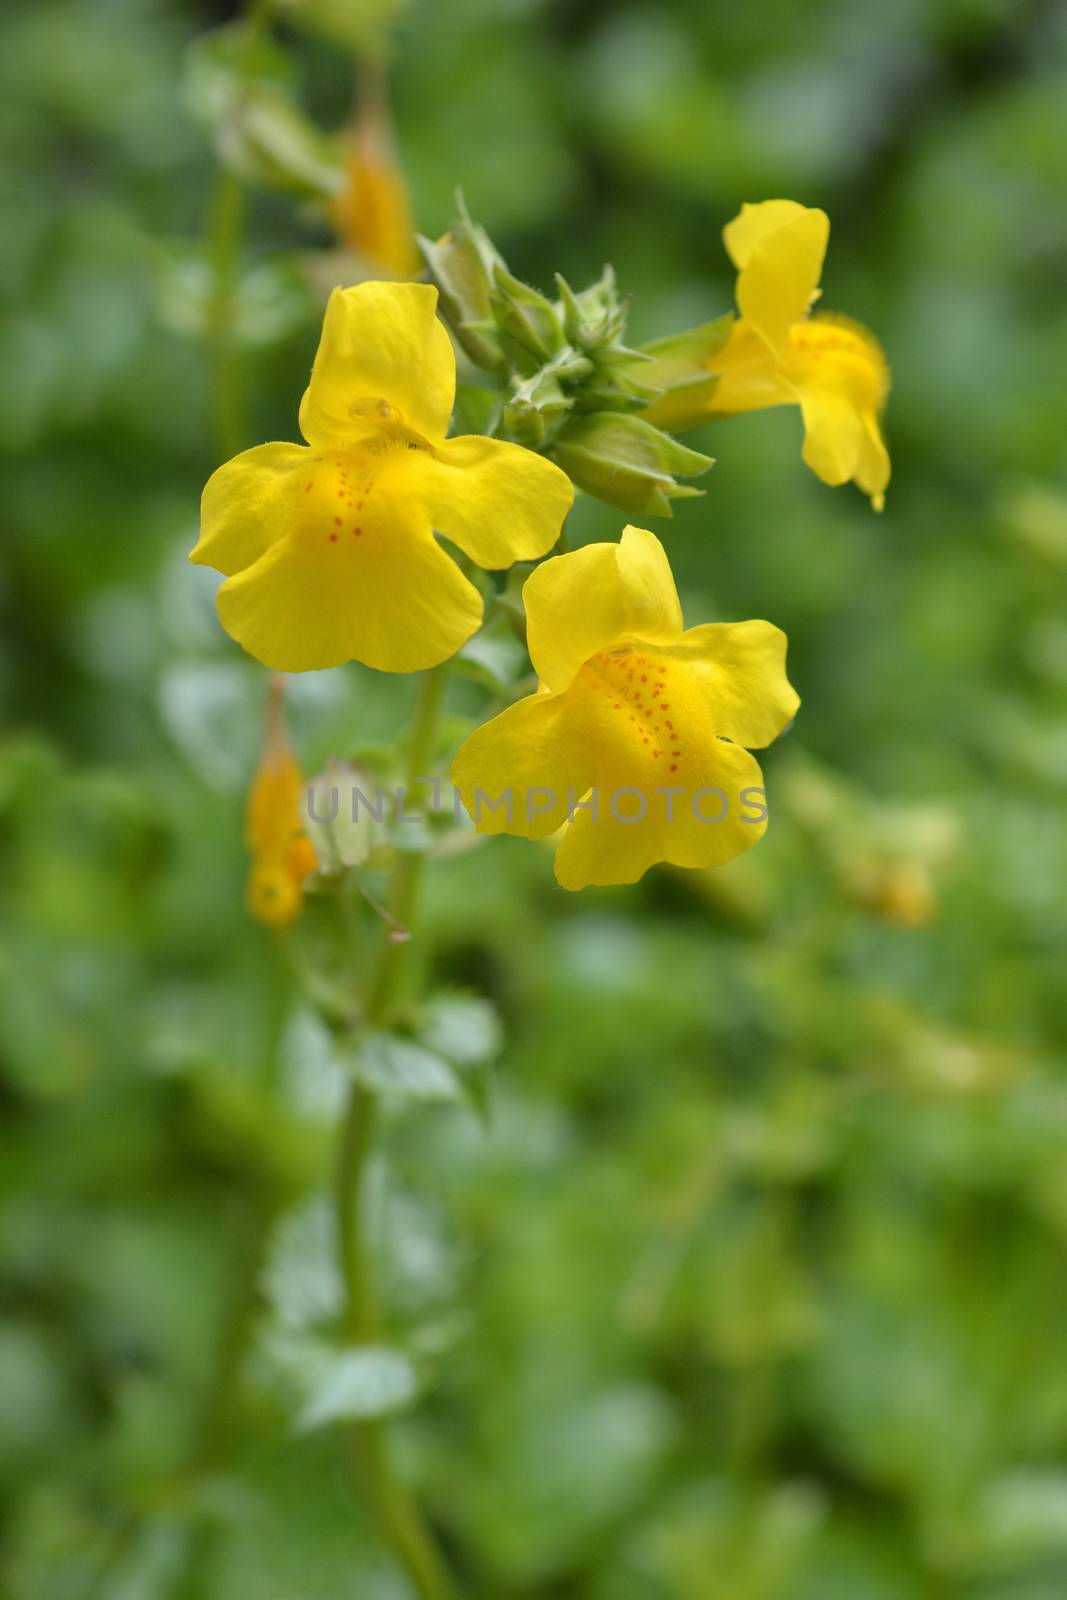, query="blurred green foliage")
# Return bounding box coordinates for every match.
[3,0,1067,1596]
